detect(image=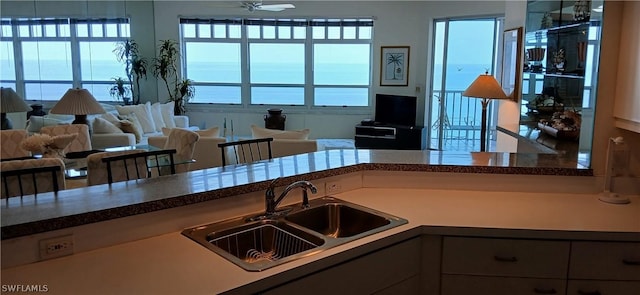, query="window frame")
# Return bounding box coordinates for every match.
[0,17,130,102]
[180,17,373,110]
